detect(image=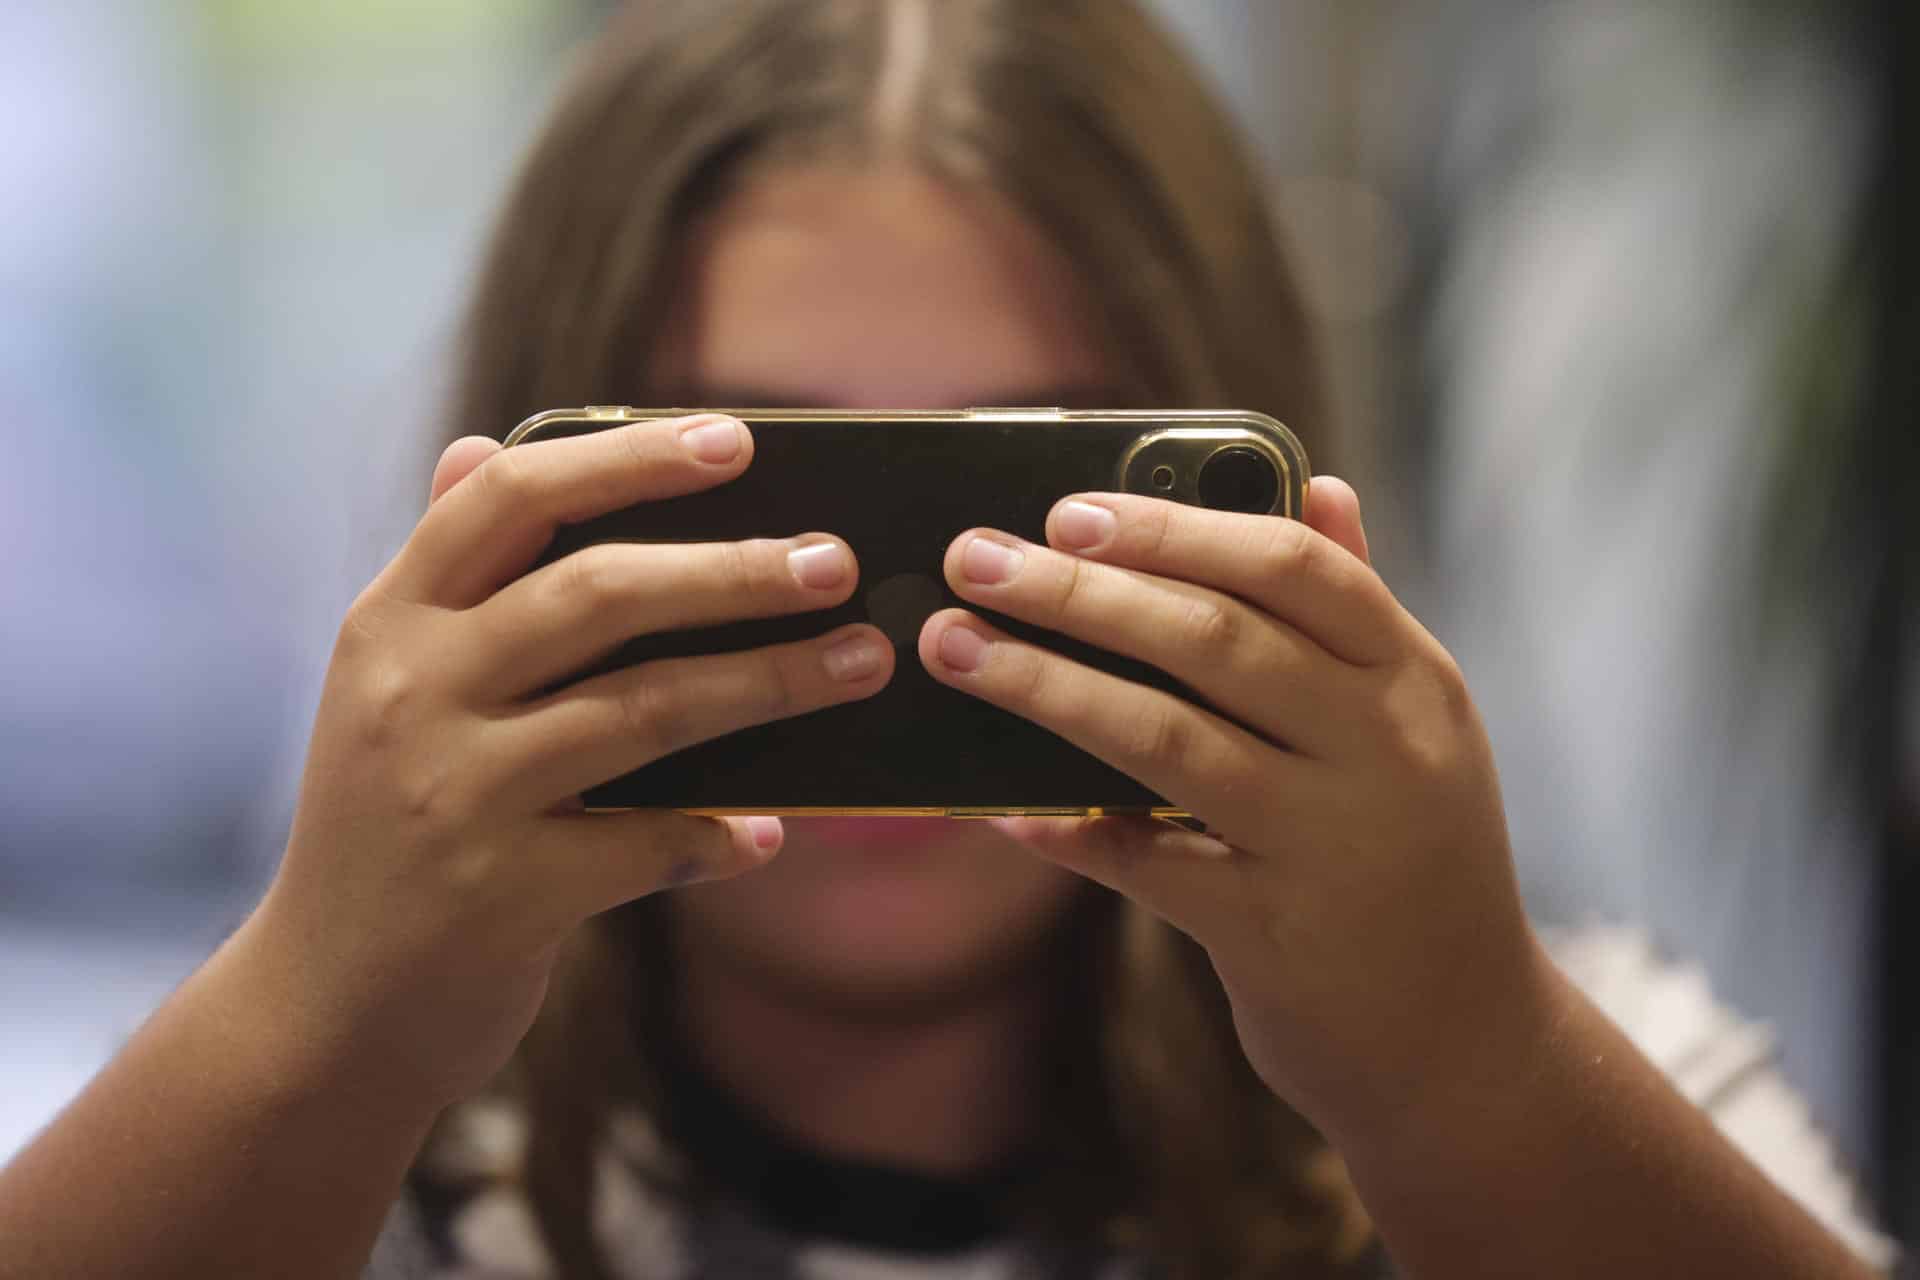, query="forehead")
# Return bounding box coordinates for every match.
[663,167,1111,409]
